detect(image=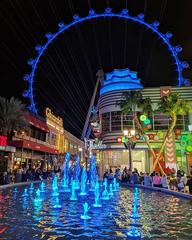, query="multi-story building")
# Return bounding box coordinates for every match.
[10,111,58,170]
[0,135,16,173]
[45,107,84,163]
[95,68,192,175]
[9,109,85,171]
